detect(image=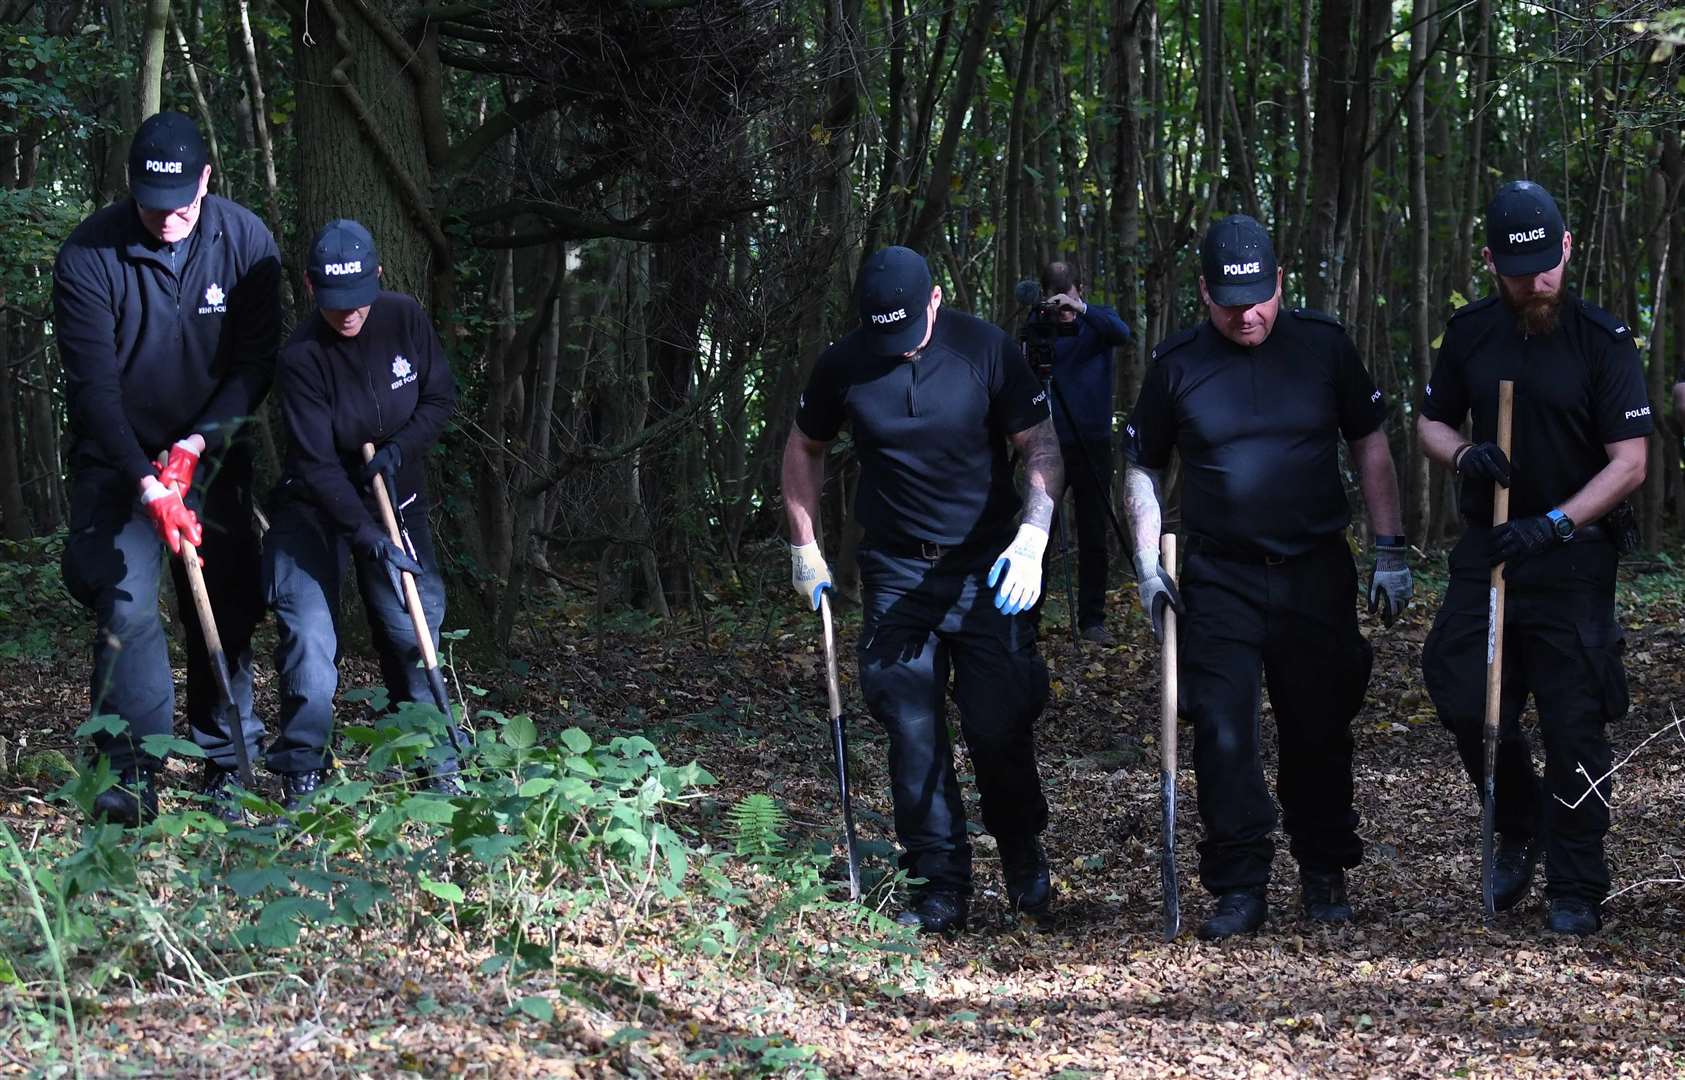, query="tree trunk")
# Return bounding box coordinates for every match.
[139,0,170,119]
[290,0,447,308]
[903,0,999,252]
[1405,0,1432,540]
